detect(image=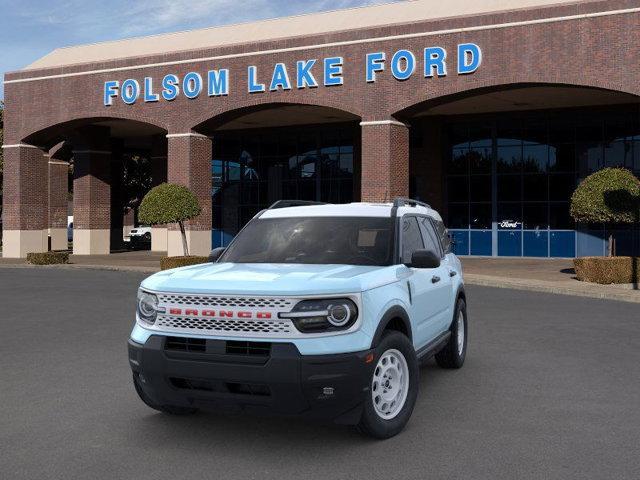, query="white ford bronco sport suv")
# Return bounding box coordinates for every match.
[128,198,467,438]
